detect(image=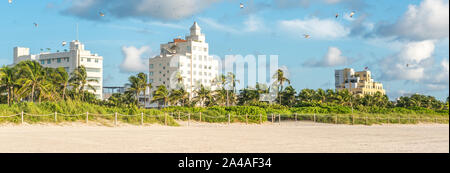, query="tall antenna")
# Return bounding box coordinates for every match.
[76,23,79,41]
